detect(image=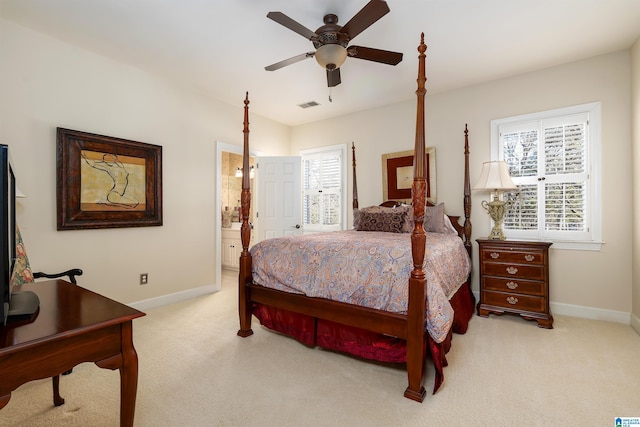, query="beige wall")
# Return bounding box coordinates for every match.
[0,19,290,303]
[292,51,634,318]
[632,35,640,333]
[2,16,637,323]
